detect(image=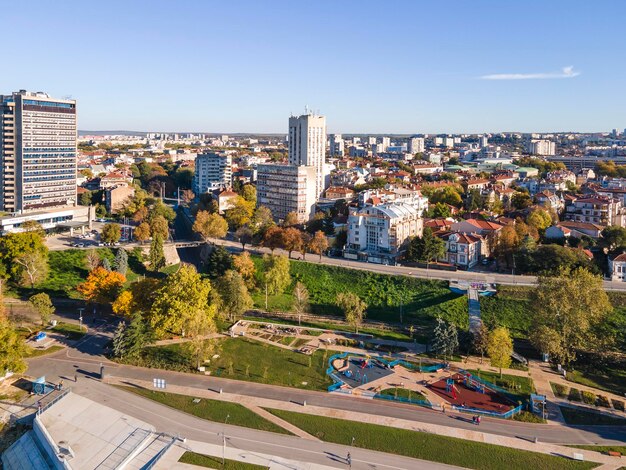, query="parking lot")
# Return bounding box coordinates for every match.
[44,221,134,251]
